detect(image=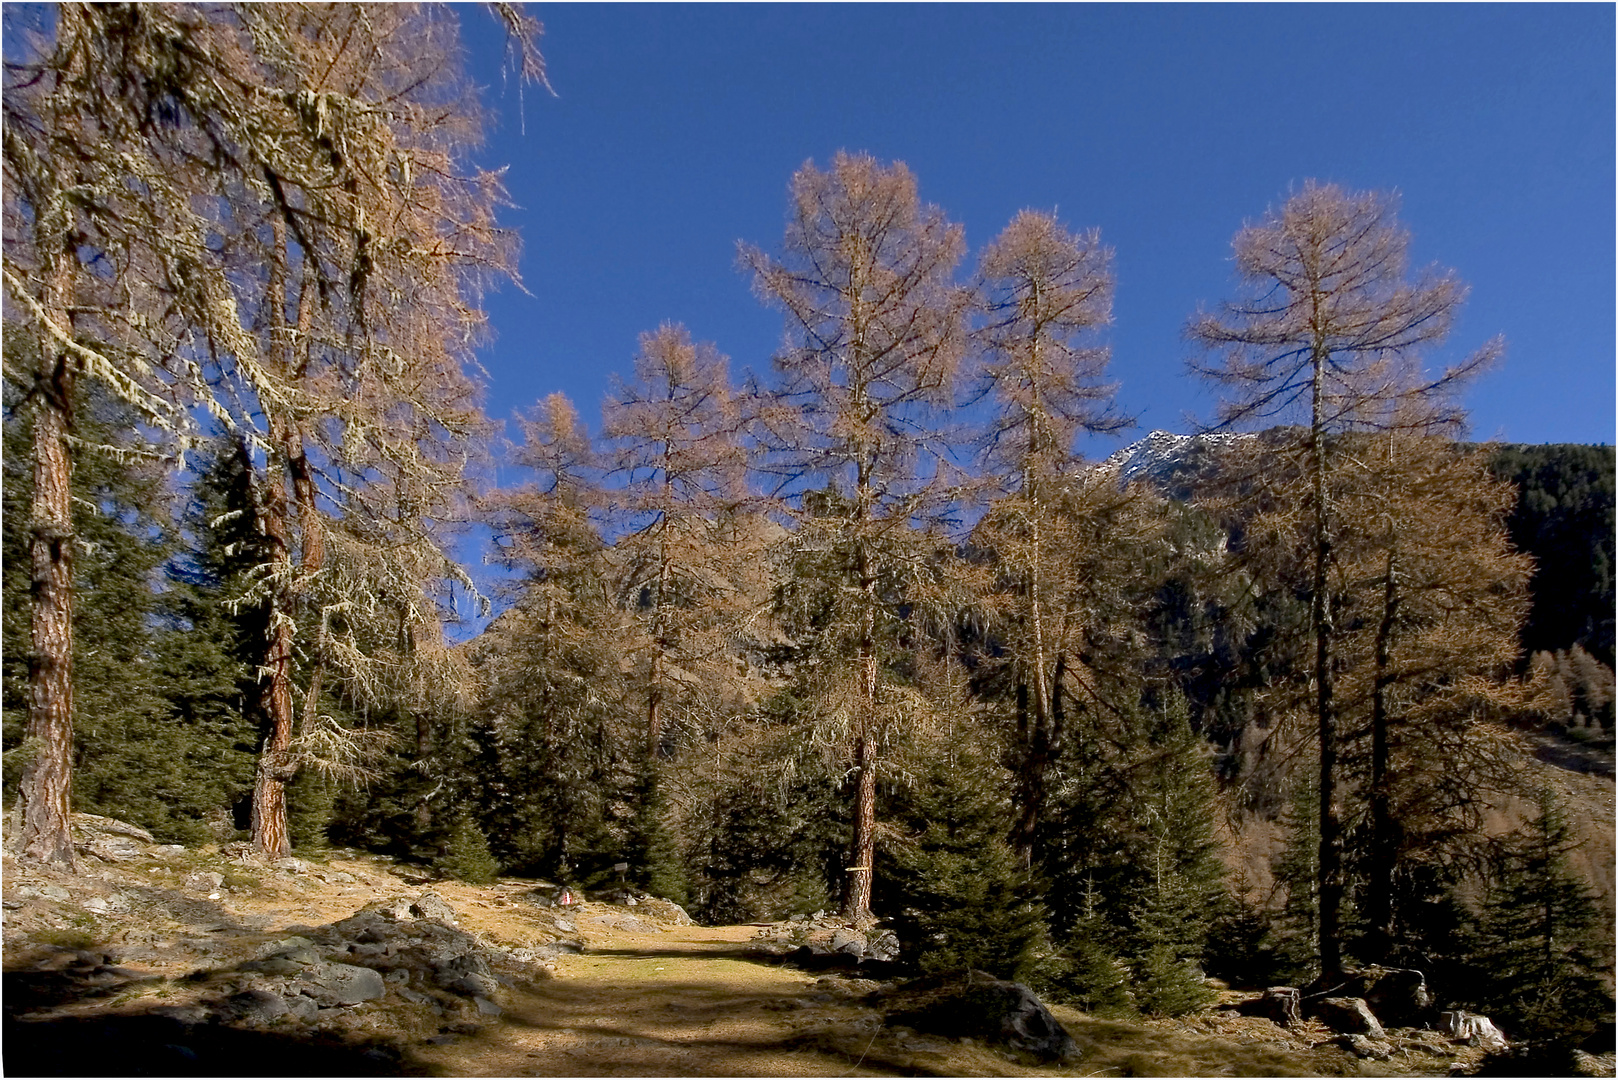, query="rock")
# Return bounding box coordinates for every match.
[411,892,457,923]
[1338,1033,1394,1060]
[1312,997,1386,1039]
[150,1005,210,1026]
[152,844,186,857]
[1237,986,1302,1027]
[829,928,864,955]
[1439,1010,1506,1048]
[473,996,502,1017]
[449,973,499,997]
[83,836,145,863]
[295,961,387,1006]
[865,930,900,963]
[40,885,70,902]
[324,871,356,885]
[533,941,584,958]
[275,857,312,874]
[72,813,156,844]
[240,955,308,976]
[884,971,1081,1065]
[433,952,493,994]
[83,896,110,913]
[397,986,429,1005]
[283,994,319,1022]
[185,872,226,893]
[1359,967,1433,1027]
[374,897,415,920]
[553,918,577,933]
[222,989,288,1025]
